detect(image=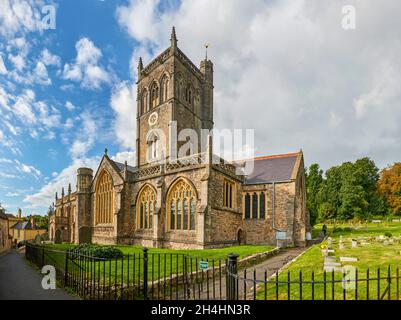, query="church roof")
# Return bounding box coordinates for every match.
[242,152,302,185]
[112,160,137,173]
